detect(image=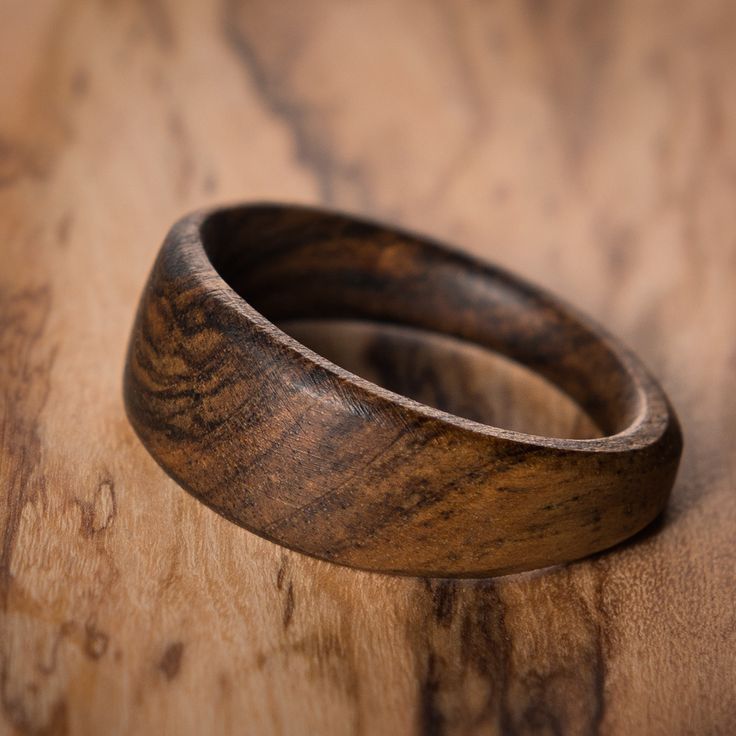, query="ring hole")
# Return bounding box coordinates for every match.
[280,320,604,439]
